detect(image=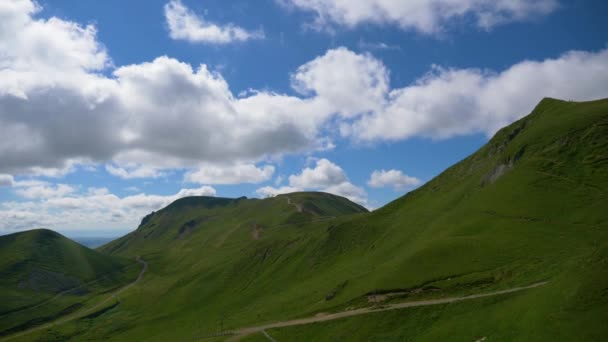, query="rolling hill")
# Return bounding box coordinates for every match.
[4,97,608,341]
[0,229,138,337]
[99,191,367,256]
